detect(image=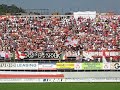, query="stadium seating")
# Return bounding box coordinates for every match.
[0,14,120,62]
